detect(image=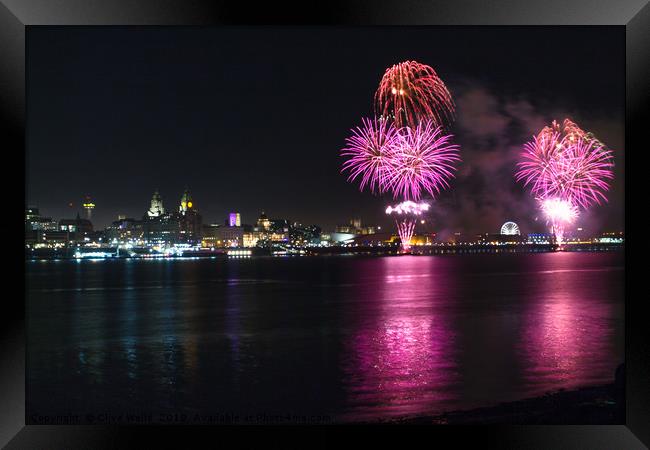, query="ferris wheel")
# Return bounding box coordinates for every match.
[500,221,520,235]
